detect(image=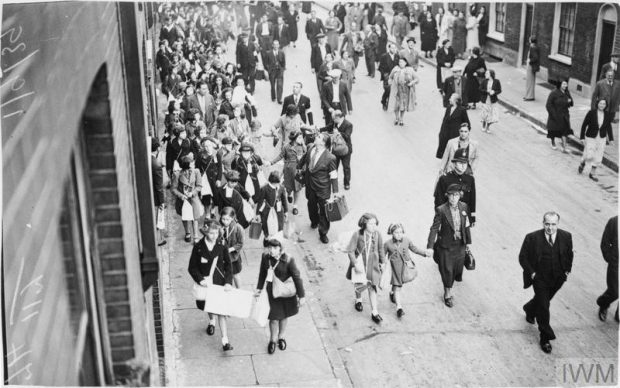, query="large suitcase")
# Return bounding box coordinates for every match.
[325,195,349,222]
